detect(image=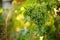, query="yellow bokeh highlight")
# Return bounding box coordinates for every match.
[58,0,60,1]
[16,13,24,20]
[24,21,30,26]
[14,10,18,13]
[21,7,25,11]
[12,0,17,5]
[24,21,30,30]
[16,27,20,32]
[40,36,44,40]
[20,7,25,14]
[0,9,3,13]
